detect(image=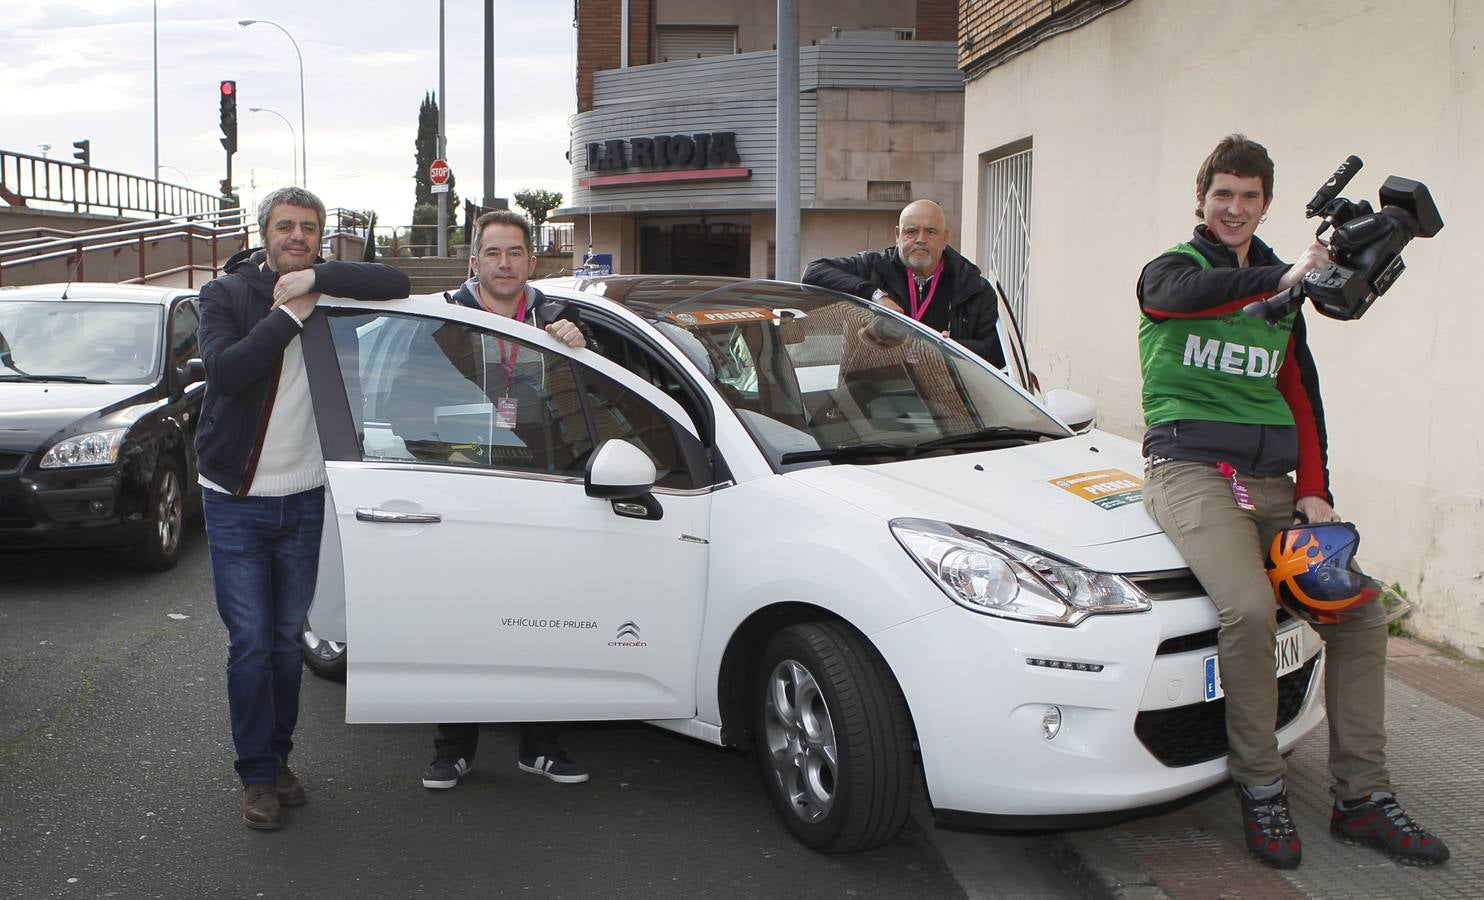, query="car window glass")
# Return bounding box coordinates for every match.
[0,300,162,384]
[580,367,700,490]
[582,315,709,441]
[326,310,593,476]
[169,301,199,366]
[644,291,1065,467]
